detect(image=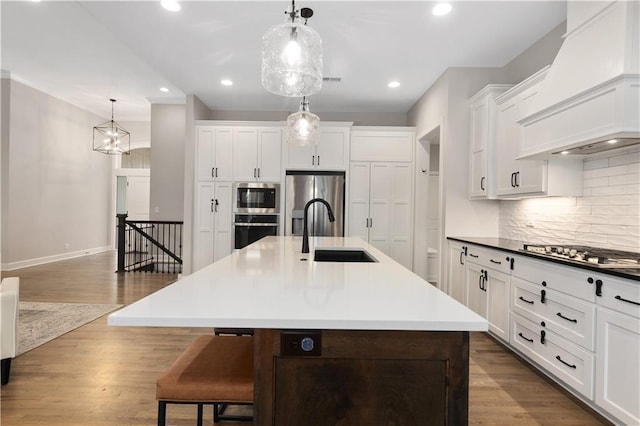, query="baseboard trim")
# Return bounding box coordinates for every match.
[1,246,113,271]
